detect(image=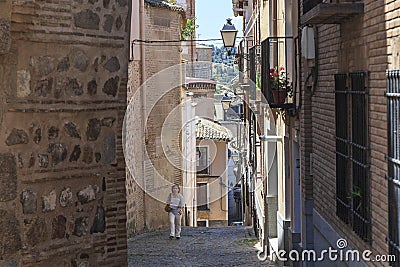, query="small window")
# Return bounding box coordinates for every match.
[197,182,209,210]
[197,220,208,227]
[196,147,209,174]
